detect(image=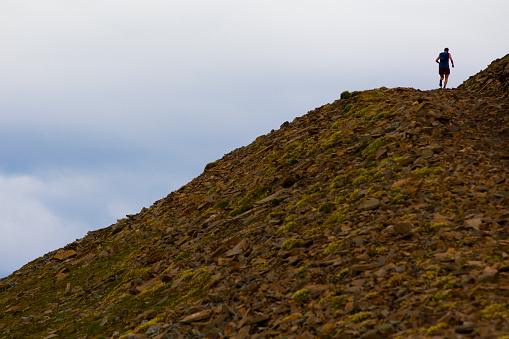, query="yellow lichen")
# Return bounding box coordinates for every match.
[291,289,309,301]
[281,238,303,251]
[349,311,372,323]
[425,322,448,336]
[323,240,345,255]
